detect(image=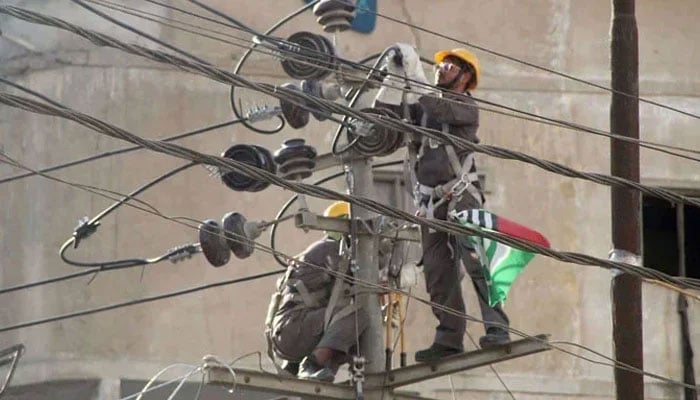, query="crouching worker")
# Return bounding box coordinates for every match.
[265,201,368,382]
